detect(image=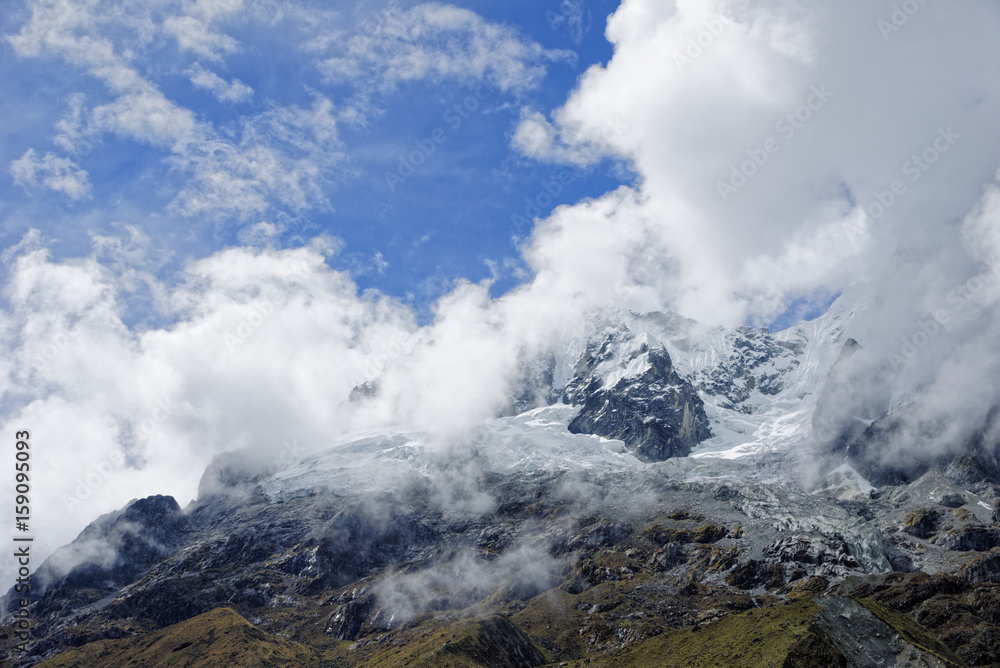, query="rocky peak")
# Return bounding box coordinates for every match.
[7,494,189,627]
[566,344,711,461]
